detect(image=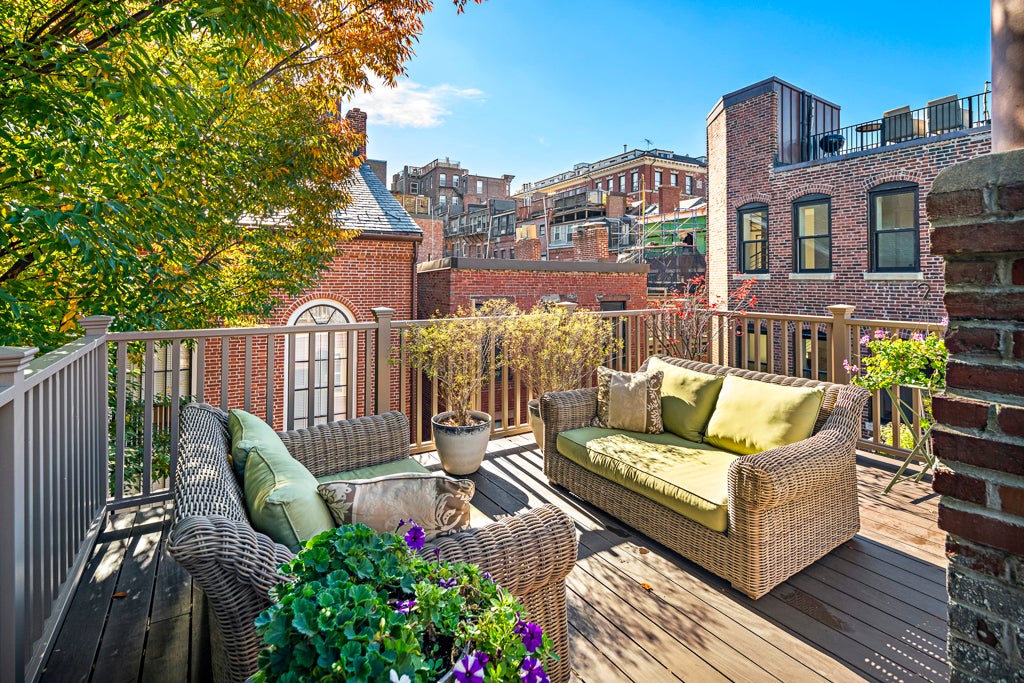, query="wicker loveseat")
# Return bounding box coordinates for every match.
[540,356,869,599]
[167,404,577,683]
